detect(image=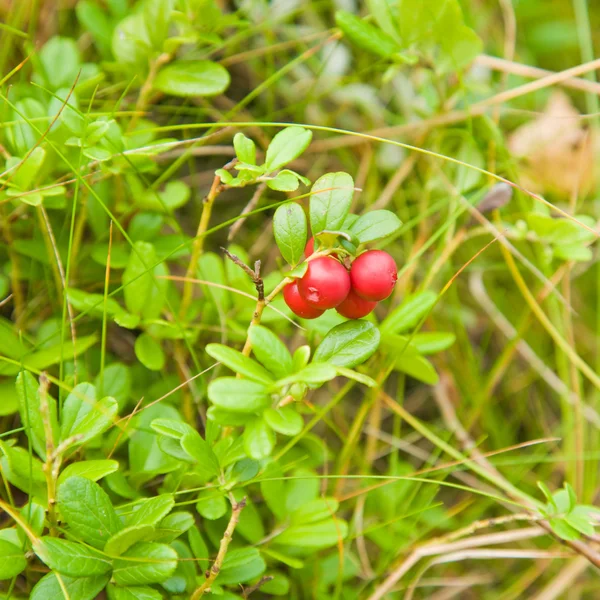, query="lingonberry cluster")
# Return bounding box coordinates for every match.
[283,239,398,320]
